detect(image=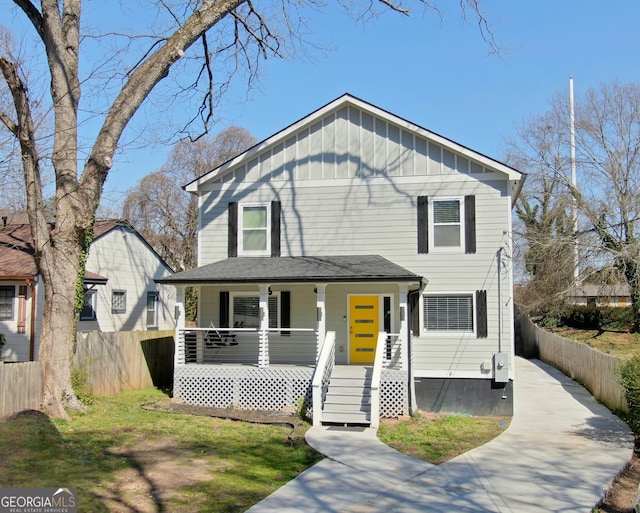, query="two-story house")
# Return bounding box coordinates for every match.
[0,219,175,361]
[158,94,524,426]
